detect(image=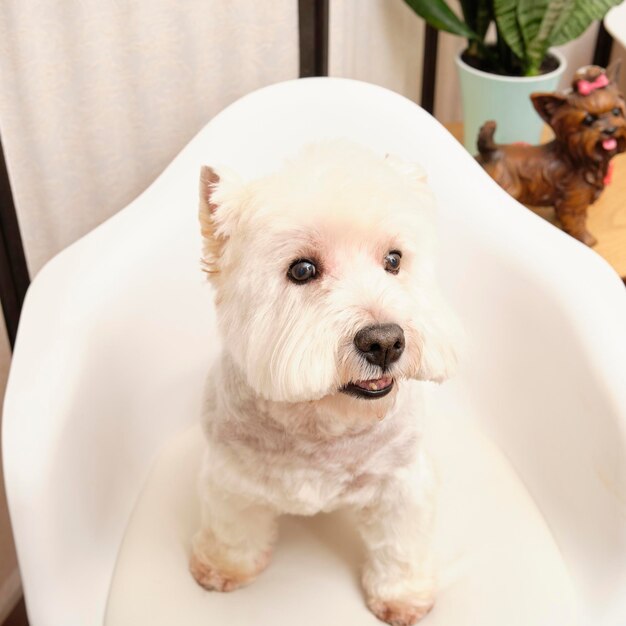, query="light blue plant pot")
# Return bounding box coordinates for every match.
[456,50,567,153]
